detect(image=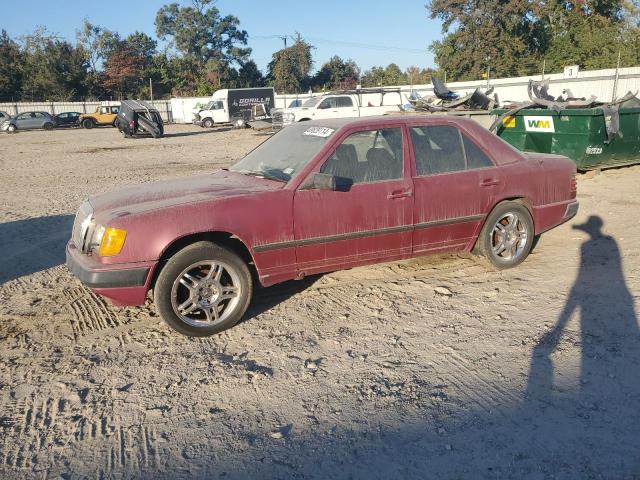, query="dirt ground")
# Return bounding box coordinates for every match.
[0,124,639,480]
